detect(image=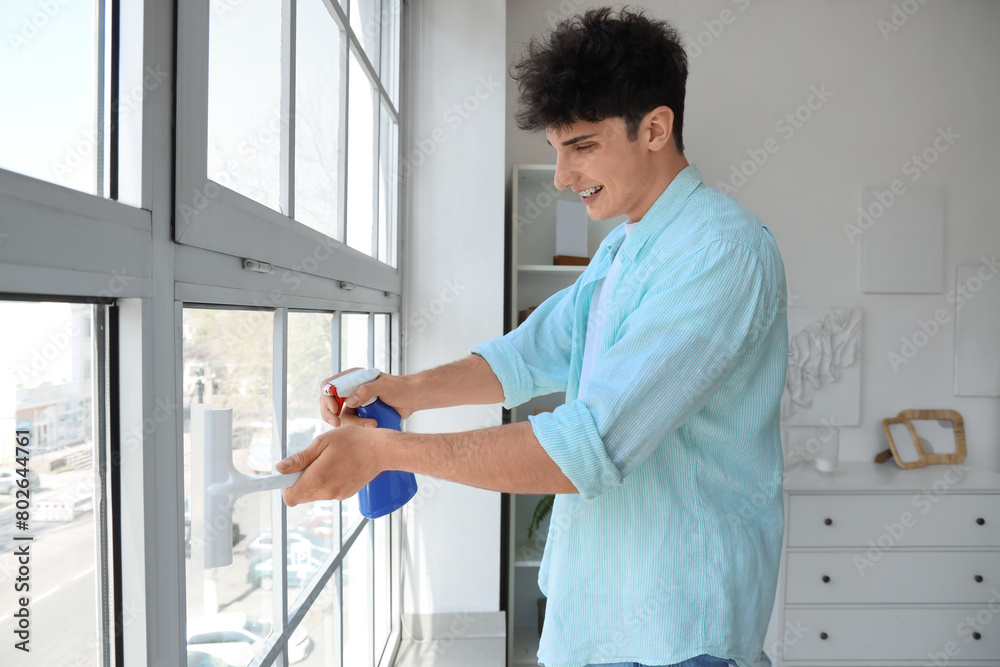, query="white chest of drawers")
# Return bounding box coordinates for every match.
[772,462,1000,666]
